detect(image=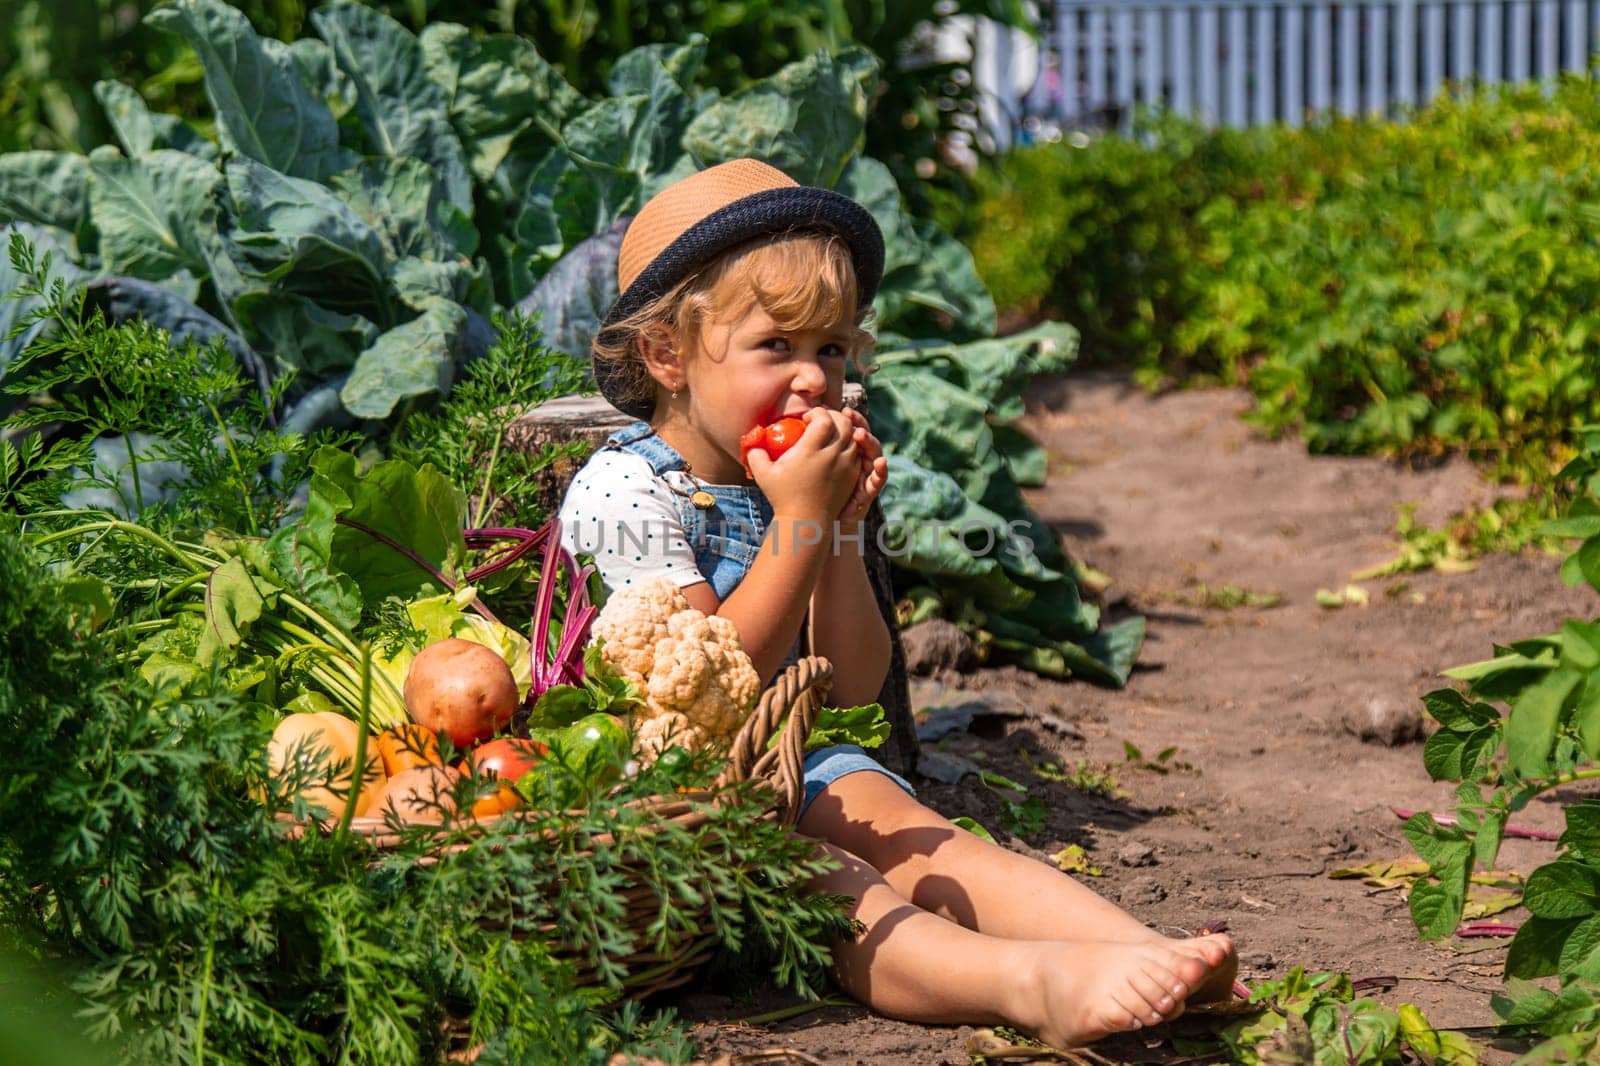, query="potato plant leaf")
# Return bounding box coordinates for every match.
[1396,1004,1477,1065]
[1560,802,1600,862]
[1506,916,1583,979]
[1505,668,1581,780]
[1422,688,1498,730]
[1556,914,1600,982]
[1573,678,1600,761]
[1403,813,1473,940]
[1521,860,1600,920]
